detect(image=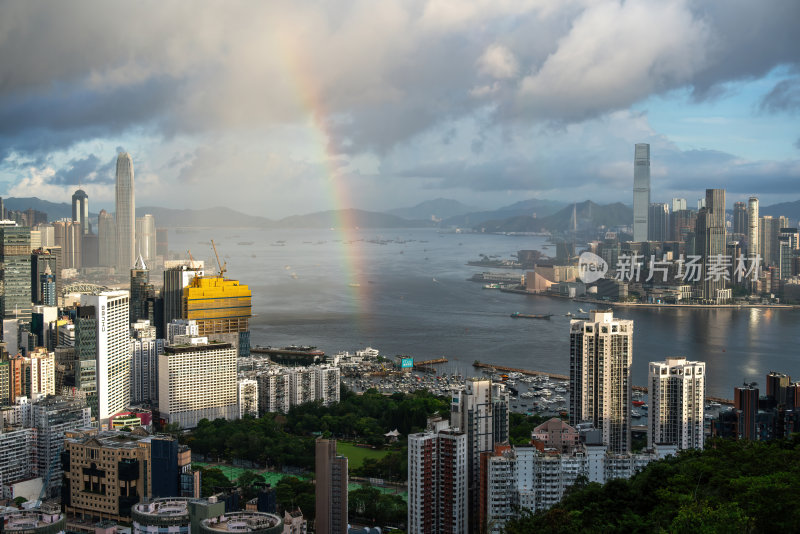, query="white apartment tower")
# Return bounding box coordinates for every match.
[633,143,651,242]
[158,337,237,429]
[407,419,468,534]
[315,365,341,407]
[747,196,759,258]
[569,310,633,453]
[81,290,131,423]
[257,369,291,414]
[648,357,705,450]
[115,152,135,272]
[238,378,259,418]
